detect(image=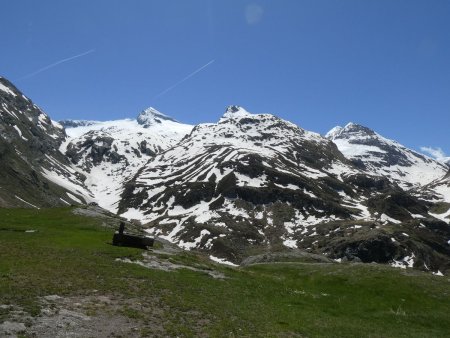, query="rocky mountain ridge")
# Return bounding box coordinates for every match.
[0,77,92,208]
[113,106,450,271]
[325,122,448,189]
[1,77,449,273]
